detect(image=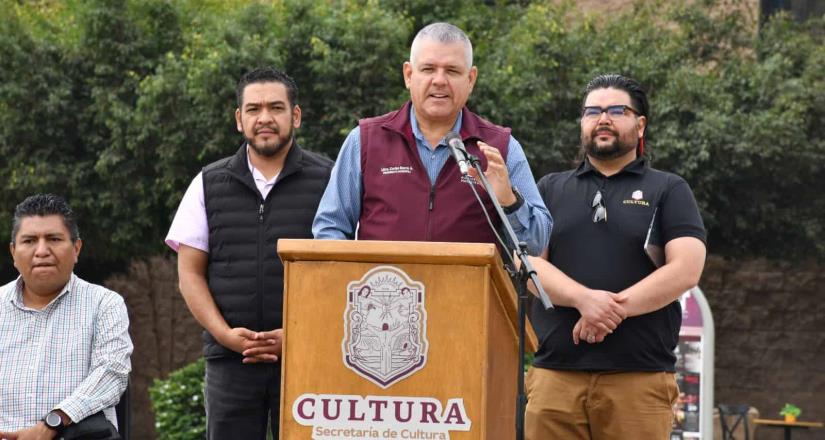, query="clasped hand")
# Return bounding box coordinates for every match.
[573,290,628,345]
[221,327,283,363]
